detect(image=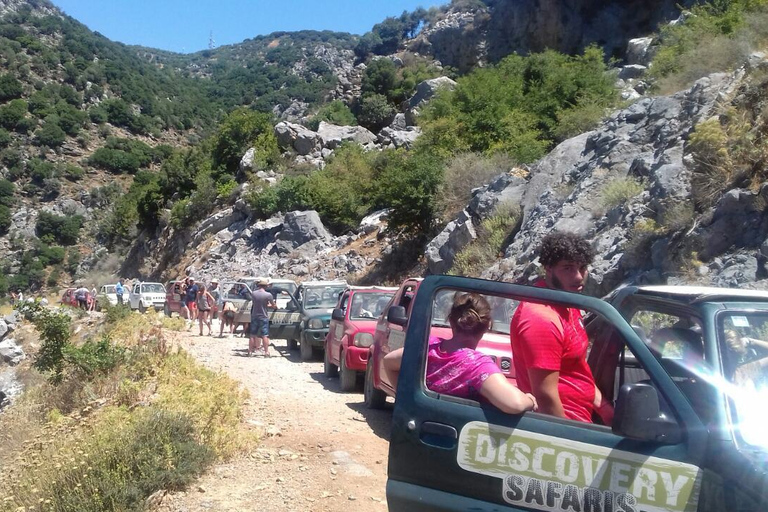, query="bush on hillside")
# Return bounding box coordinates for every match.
[420,46,617,162]
[211,108,279,174]
[88,137,155,174]
[35,211,84,246]
[0,72,23,100]
[0,99,27,130]
[0,177,14,206]
[307,100,357,130]
[0,204,10,234]
[357,93,396,132]
[35,117,66,147]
